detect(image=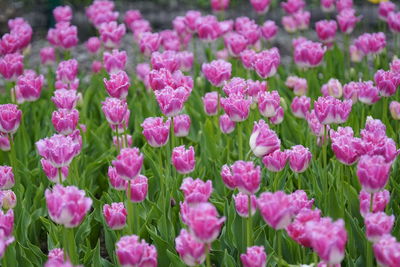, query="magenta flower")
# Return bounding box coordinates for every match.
[234,193,257,218]
[0,53,24,80]
[357,155,392,193]
[104,71,130,99]
[258,191,293,229]
[378,1,396,21]
[103,202,127,230]
[108,166,128,191]
[390,101,400,120]
[220,164,236,190]
[196,15,222,42]
[282,15,298,33]
[249,119,280,158]
[374,70,400,97]
[388,11,400,33]
[250,0,271,14]
[0,166,14,190]
[202,60,232,87]
[281,0,305,14]
[373,235,400,267]
[141,117,170,148]
[52,89,80,110]
[260,20,278,41]
[288,145,312,173]
[112,148,144,180]
[359,190,390,218]
[314,96,352,124]
[41,159,68,183]
[124,10,142,27]
[224,32,248,57]
[262,150,288,172]
[0,190,16,210]
[0,33,20,55]
[358,81,380,105]
[271,106,283,125]
[285,76,308,96]
[45,185,92,228]
[53,6,72,23]
[173,114,190,137]
[180,177,212,204]
[247,80,267,103]
[231,161,261,195]
[219,114,236,134]
[155,86,191,117]
[103,49,127,74]
[47,22,78,50]
[316,20,337,44]
[202,92,219,116]
[0,104,22,134]
[139,32,161,57]
[40,47,56,65]
[330,129,361,165]
[13,70,44,103]
[286,208,321,248]
[240,246,267,267]
[52,109,79,135]
[321,0,335,12]
[172,146,196,174]
[220,94,251,122]
[365,212,394,243]
[291,96,310,119]
[294,10,311,30]
[0,134,10,152]
[116,235,157,267]
[91,60,103,73]
[222,77,248,96]
[289,190,314,215]
[85,37,101,54]
[151,50,179,73]
[253,48,280,78]
[99,21,126,49]
[175,229,206,266]
[258,90,281,118]
[240,49,257,70]
[127,175,148,203]
[337,8,361,34]
[294,40,326,68]
[55,59,79,90]
[102,98,129,126]
[210,0,230,12]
